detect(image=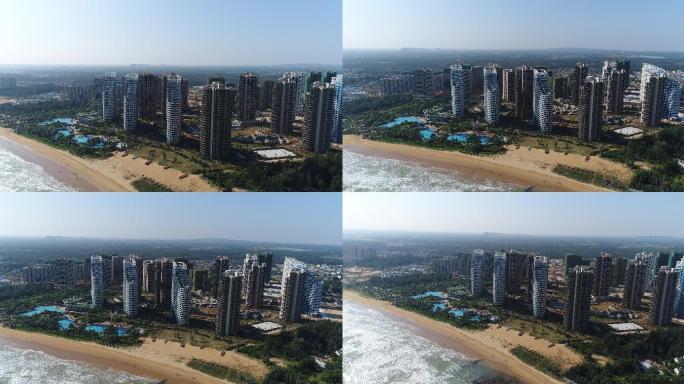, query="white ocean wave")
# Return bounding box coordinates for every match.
[343,301,498,384]
[343,150,517,192]
[0,140,74,192]
[0,343,154,384]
